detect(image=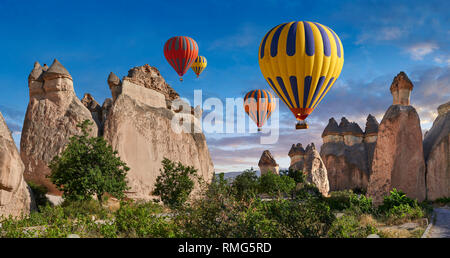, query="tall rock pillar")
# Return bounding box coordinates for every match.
[367,72,426,205]
[20,60,98,194]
